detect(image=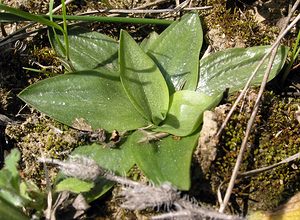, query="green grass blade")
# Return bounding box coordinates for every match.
[0,12,26,22]
[48,0,66,56]
[0,4,64,32]
[0,12,173,25]
[61,0,70,59]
